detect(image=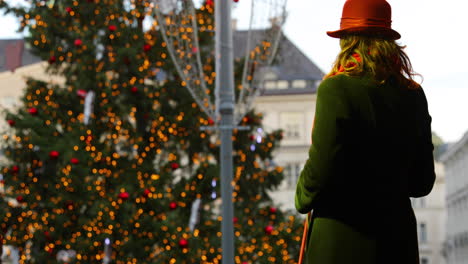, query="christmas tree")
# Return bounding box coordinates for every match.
[0,0,303,263]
